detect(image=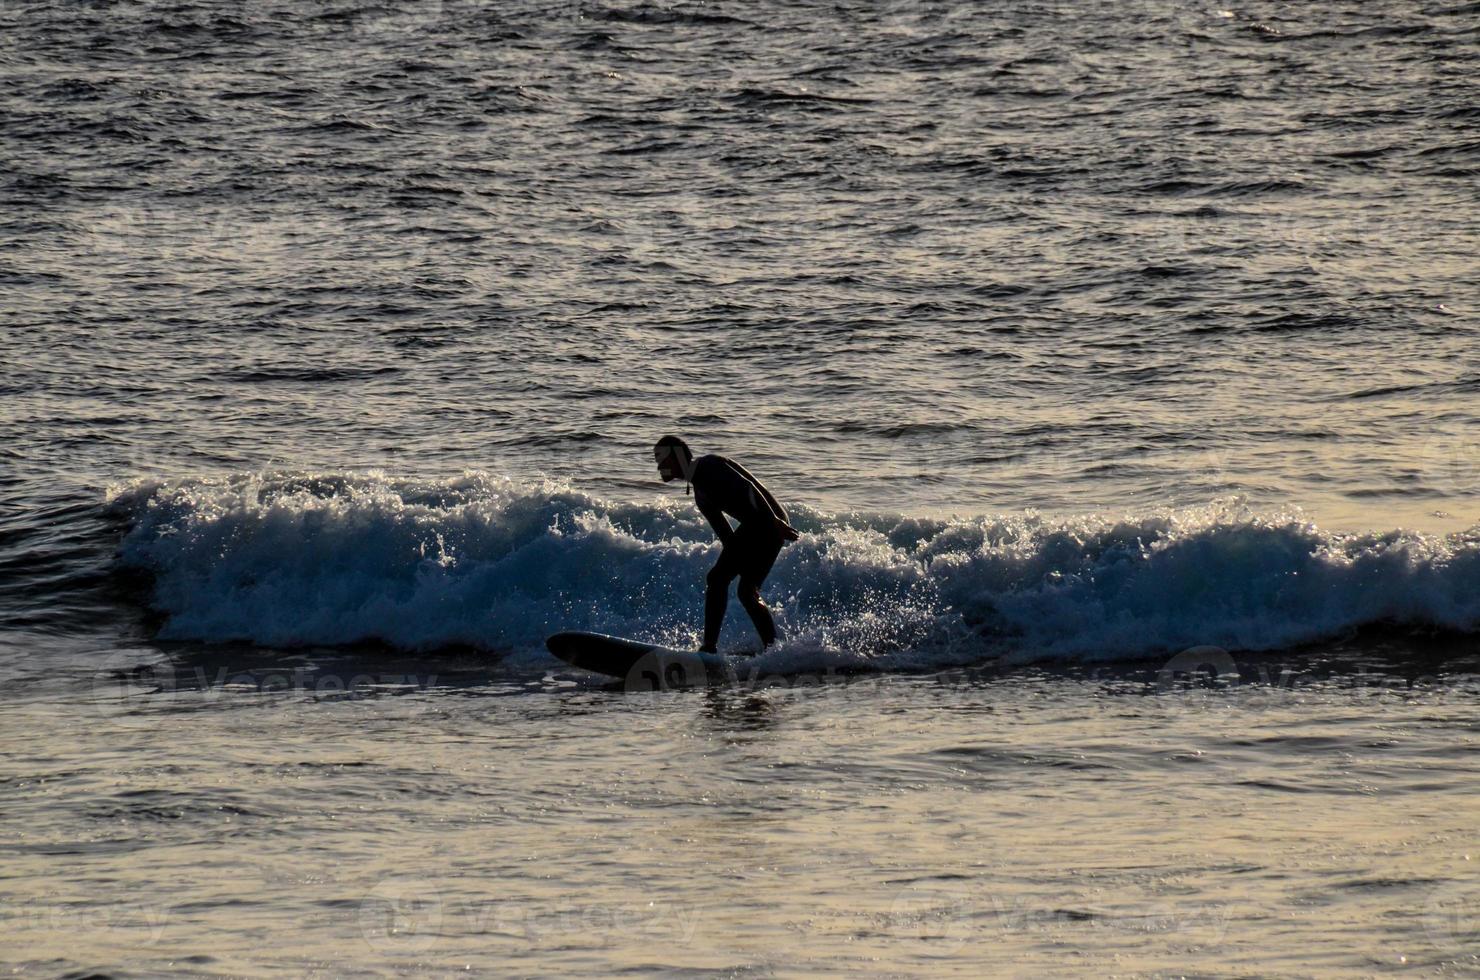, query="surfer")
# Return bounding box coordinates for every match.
[654,436,800,653]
